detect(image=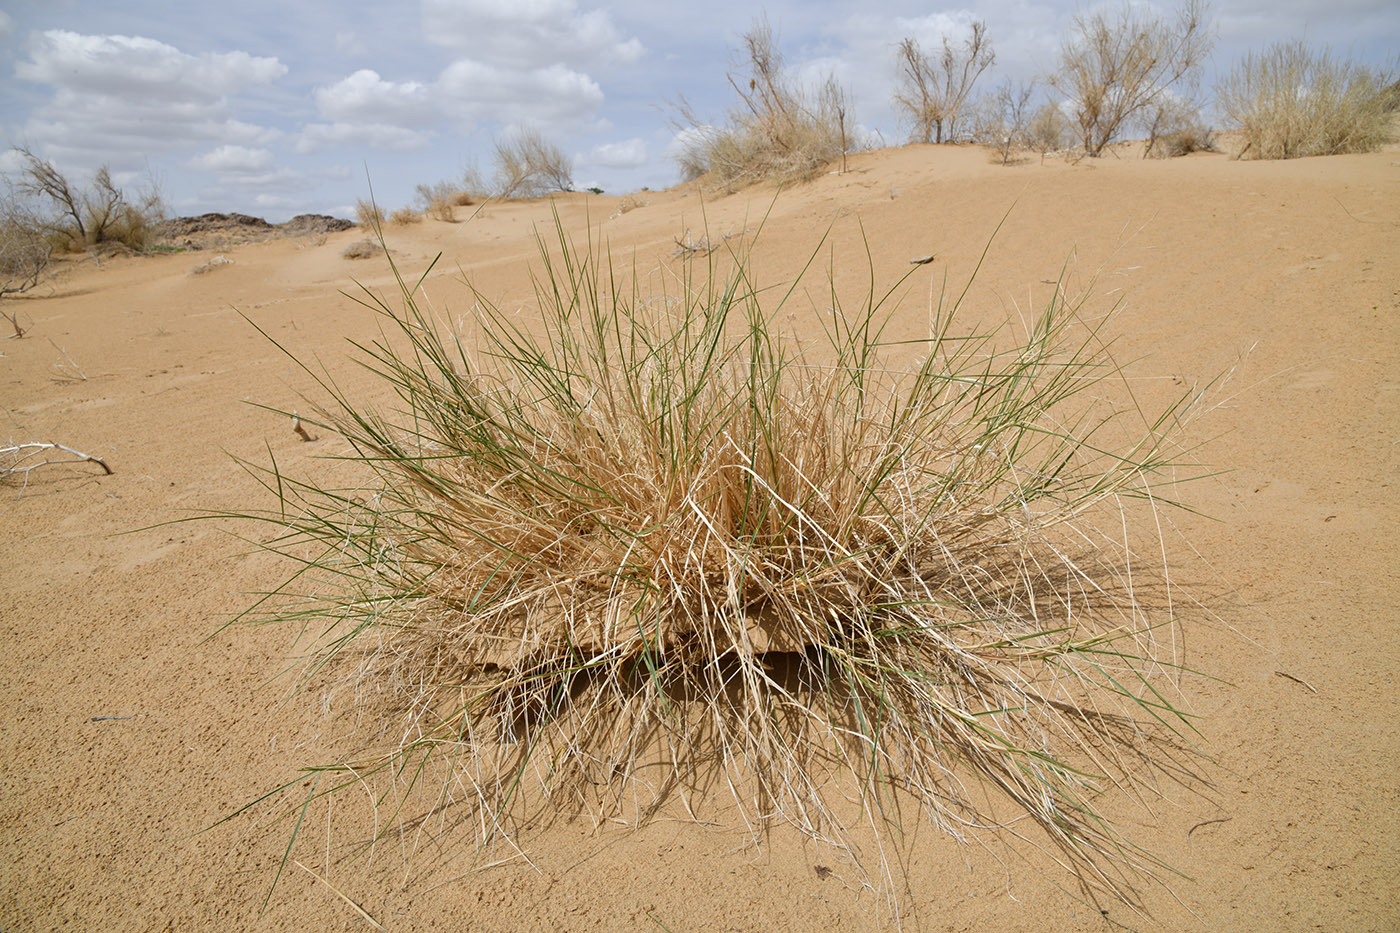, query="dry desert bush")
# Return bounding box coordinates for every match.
[491,128,574,198]
[353,198,385,229]
[674,19,854,187]
[224,213,1211,910]
[1050,0,1211,157]
[893,22,996,145]
[1217,41,1397,159]
[7,146,165,252]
